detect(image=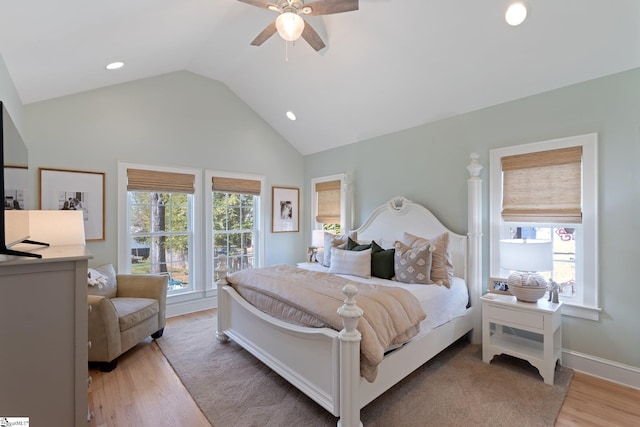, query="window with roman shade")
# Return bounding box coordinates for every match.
[501,146,582,223]
[211,175,262,281]
[122,166,198,295]
[315,179,341,224]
